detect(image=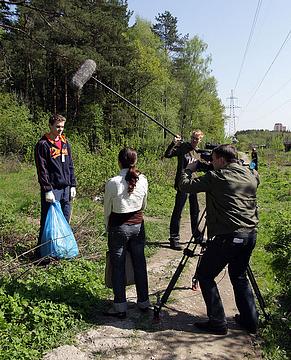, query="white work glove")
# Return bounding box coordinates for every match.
[70,187,76,200]
[45,191,55,203]
[186,158,199,172]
